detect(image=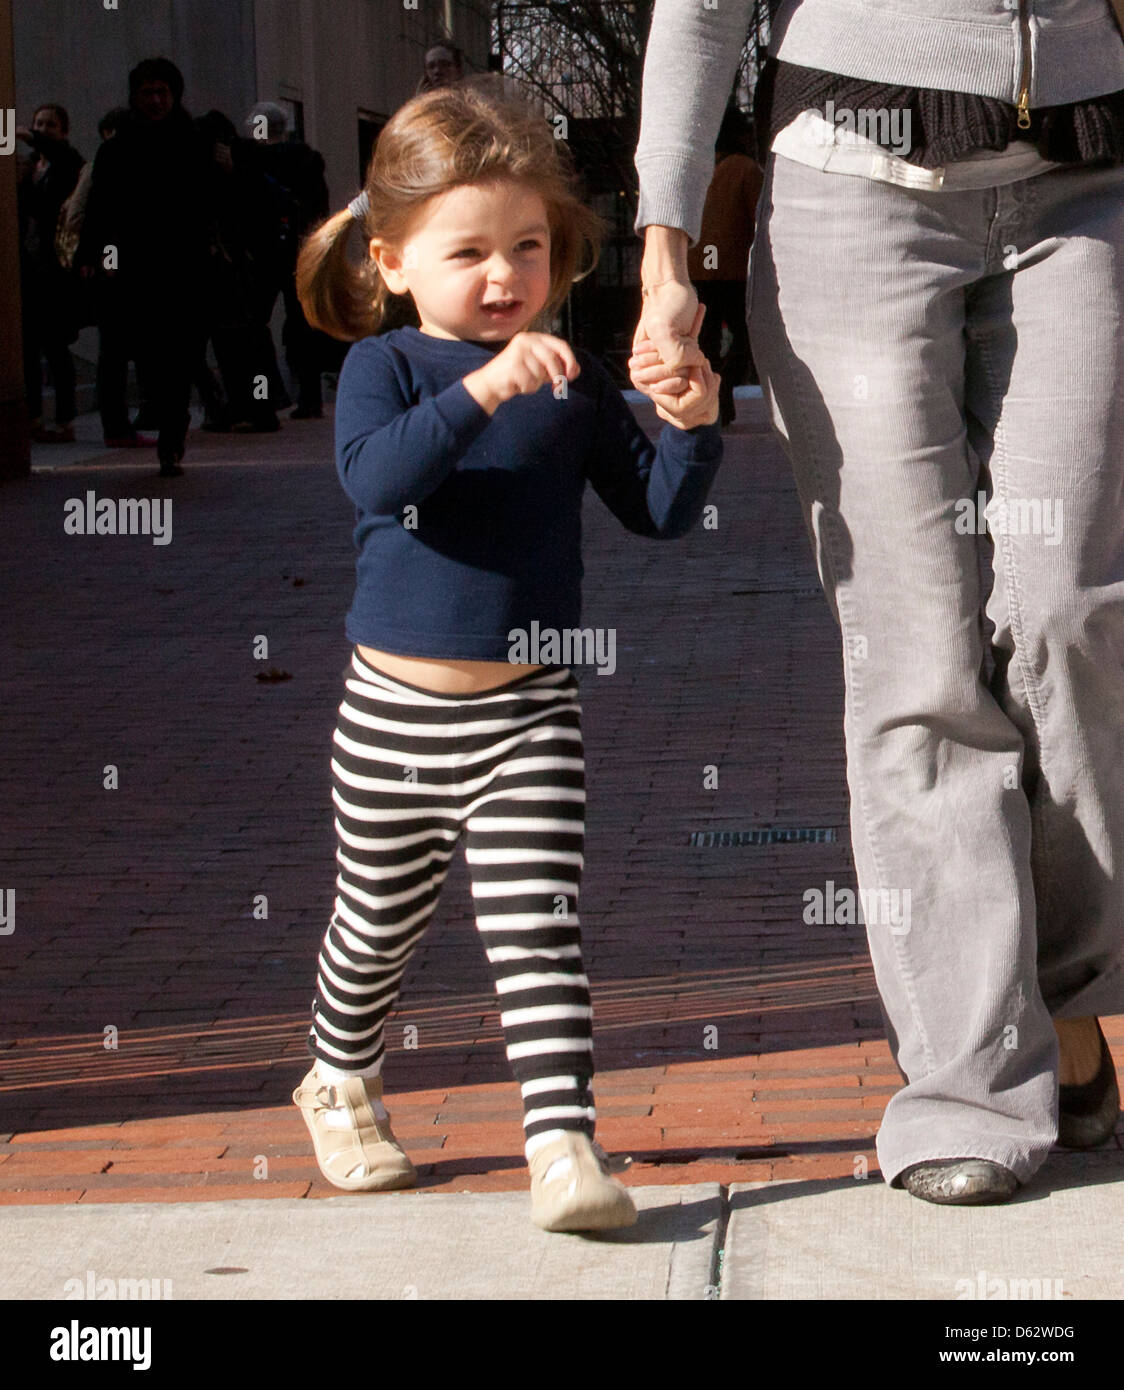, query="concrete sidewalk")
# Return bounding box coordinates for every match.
[4,1151,1123,1299]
